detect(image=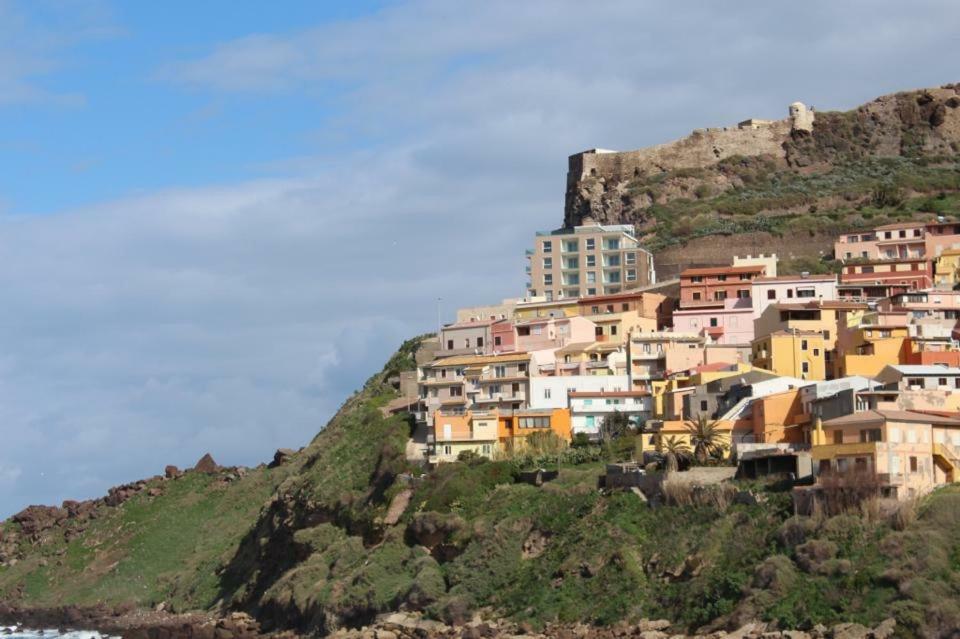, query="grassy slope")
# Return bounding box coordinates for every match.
[4,335,960,637]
